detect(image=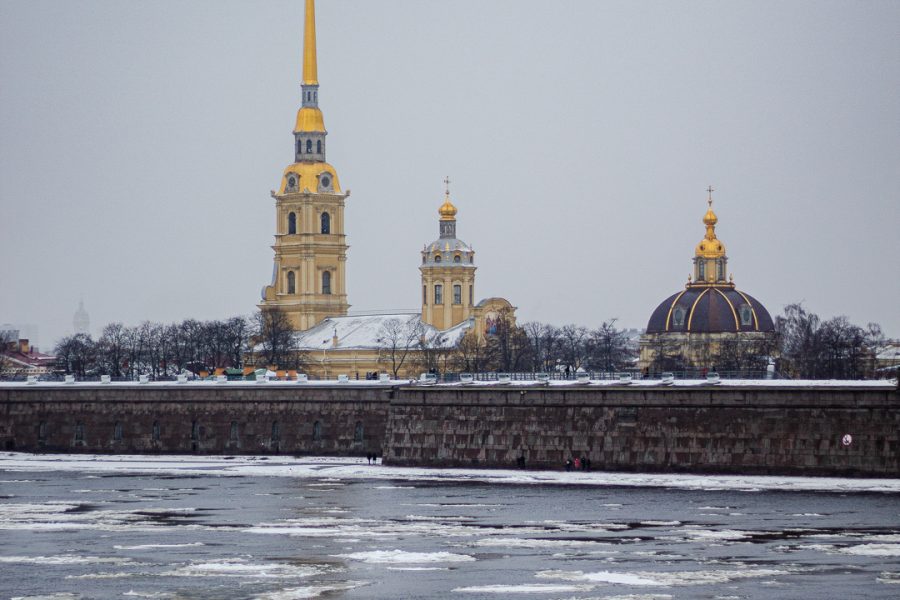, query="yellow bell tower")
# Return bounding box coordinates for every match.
[420,178,477,330]
[260,0,350,330]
